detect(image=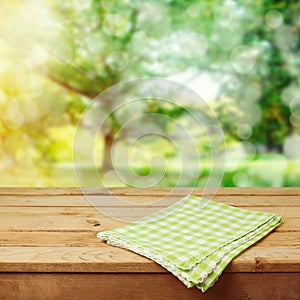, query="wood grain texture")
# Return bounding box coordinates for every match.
[0,188,299,299]
[0,245,299,273]
[0,273,299,300]
[1,231,299,247]
[0,206,297,233]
